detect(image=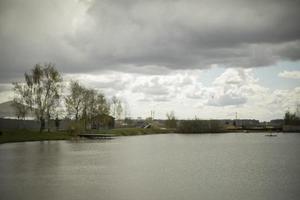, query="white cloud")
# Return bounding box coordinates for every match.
[208,93,247,107]
[213,68,257,86]
[186,68,260,107]
[278,70,300,79]
[132,77,170,96]
[1,67,298,121]
[183,68,298,120]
